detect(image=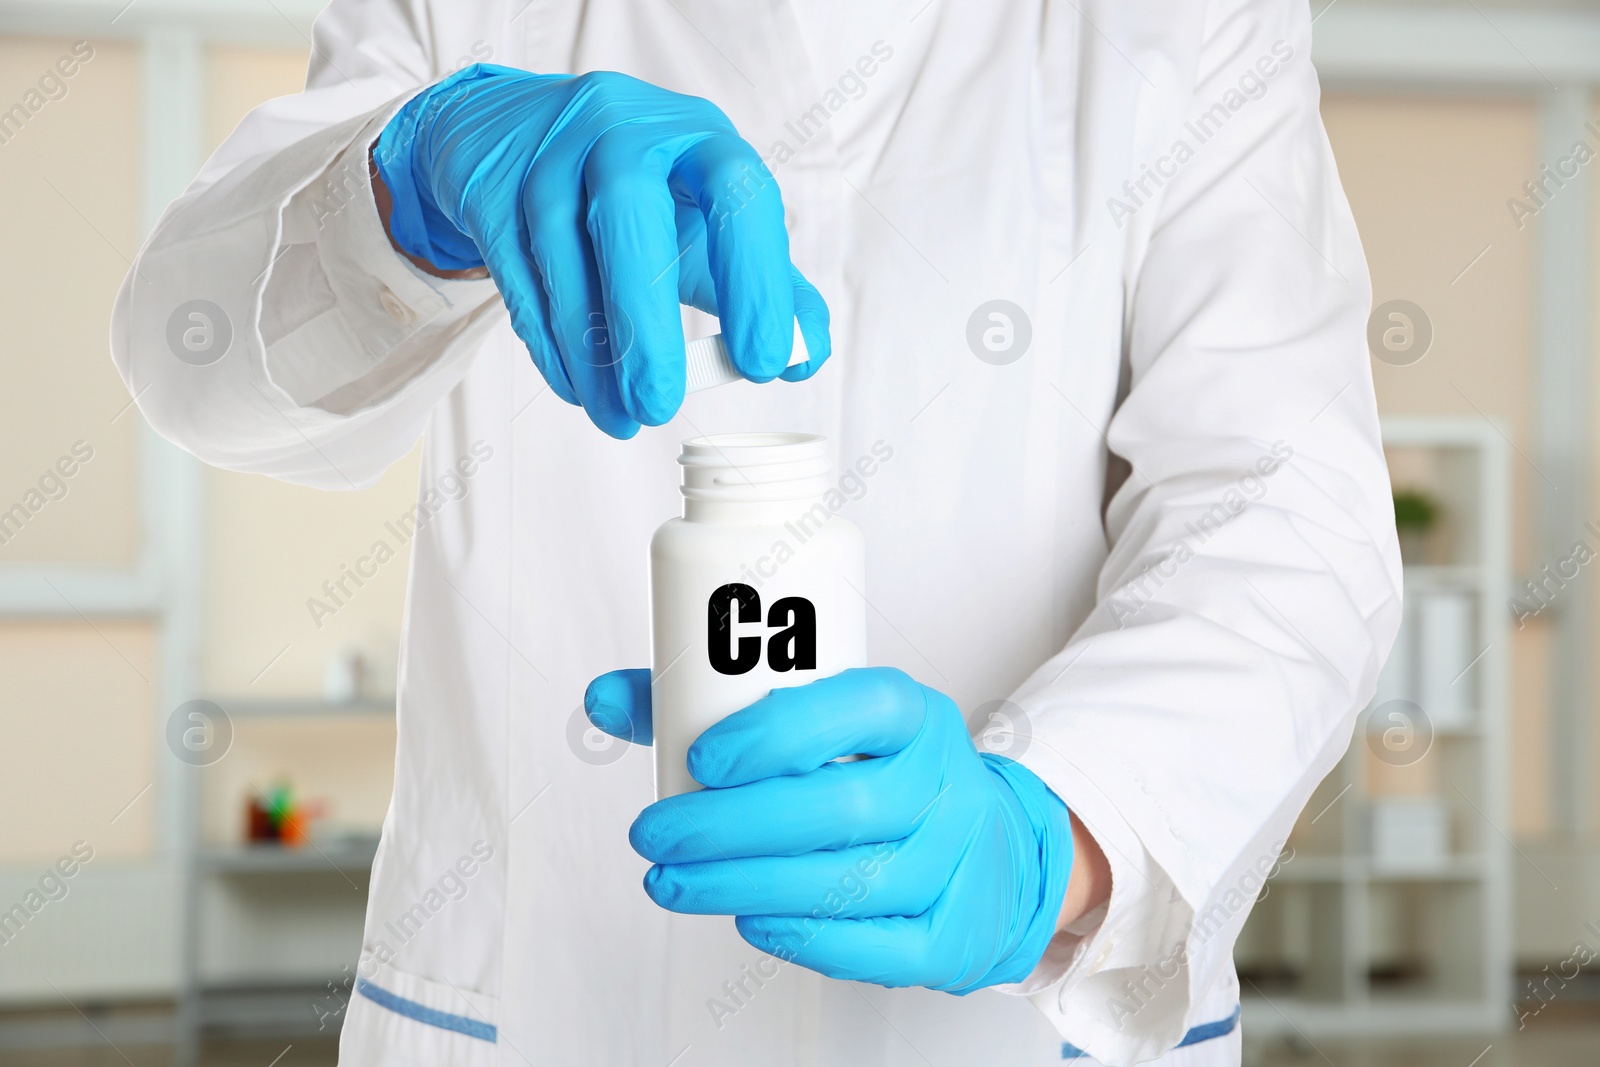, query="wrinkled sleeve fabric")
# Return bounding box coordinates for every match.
[110,0,502,490]
[996,1,1401,1062]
